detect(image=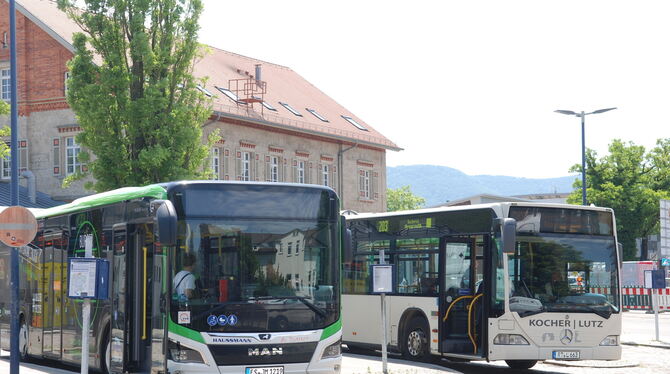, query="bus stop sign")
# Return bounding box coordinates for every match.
[0,206,37,247]
[644,269,666,289]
